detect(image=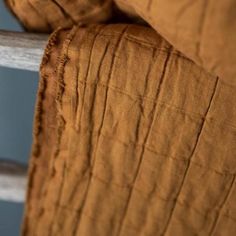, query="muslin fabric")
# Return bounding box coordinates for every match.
[5,0,113,32]
[4,1,236,235]
[6,0,236,85]
[114,0,236,85]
